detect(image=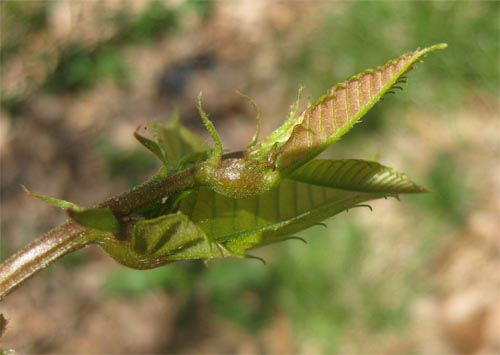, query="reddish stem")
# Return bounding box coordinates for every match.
[0,221,92,300]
